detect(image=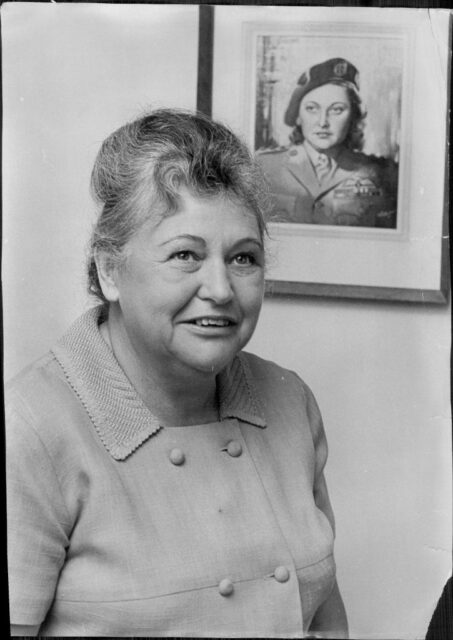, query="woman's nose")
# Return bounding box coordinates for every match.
[197,260,234,305]
[318,109,329,127]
